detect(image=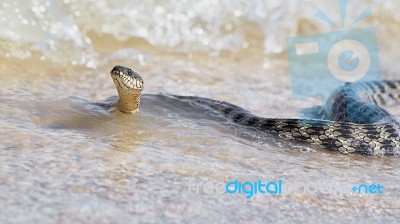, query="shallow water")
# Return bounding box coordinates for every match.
[1,0,400,223]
